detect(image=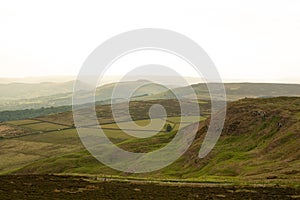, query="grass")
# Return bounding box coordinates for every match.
[100,117,192,132]
[20,122,69,132]
[0,138,82,175]
[101,119,164,130]
[6,119,40,126]
[295,112,300,120]
[167,116,206,123]
[18,129,81,145]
